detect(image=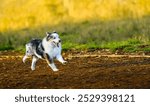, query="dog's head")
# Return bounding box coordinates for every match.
[46,31,61,47]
